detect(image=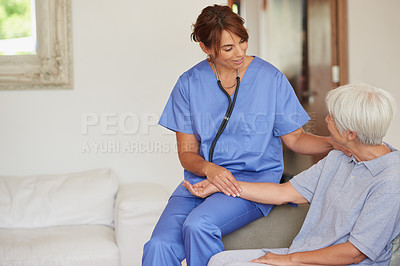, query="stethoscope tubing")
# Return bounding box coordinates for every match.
[208,76,240,162]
